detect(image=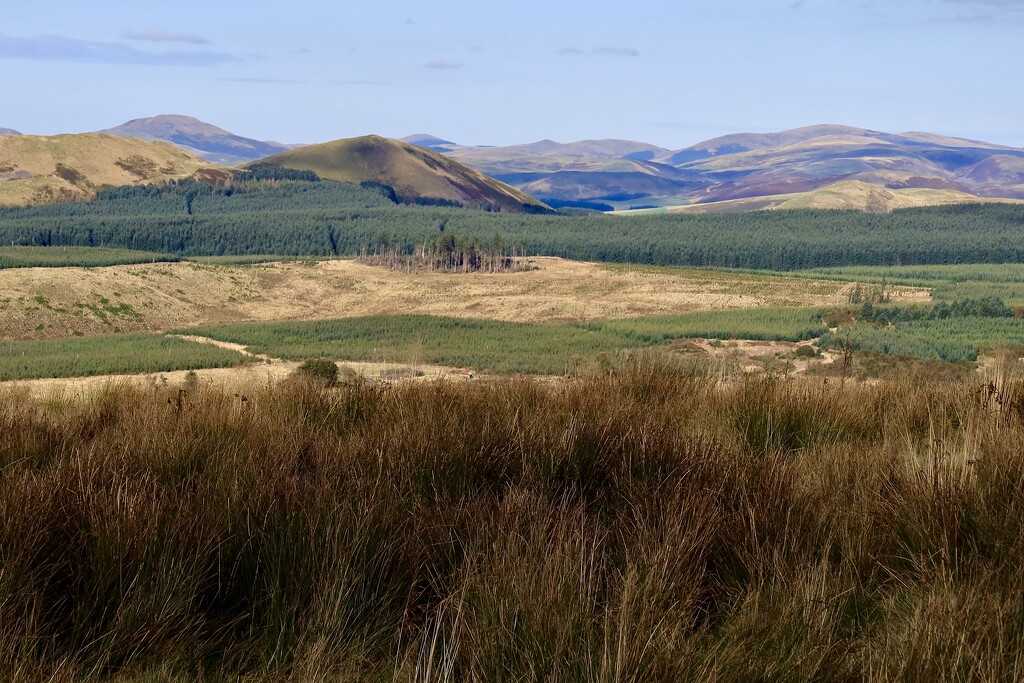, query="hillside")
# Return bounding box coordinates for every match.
[100,115,295,166]
[655,125,899,165]
[774,180,1024,212]
[0,128,21,136]
[247,135,551,213]
[0,133,208,206]
[647,180,1024,215]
